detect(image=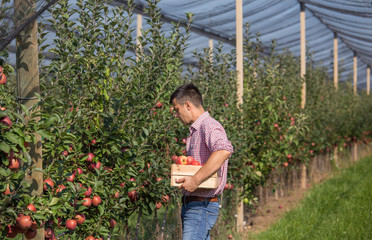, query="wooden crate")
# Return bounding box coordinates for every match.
[170,164,219,189]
